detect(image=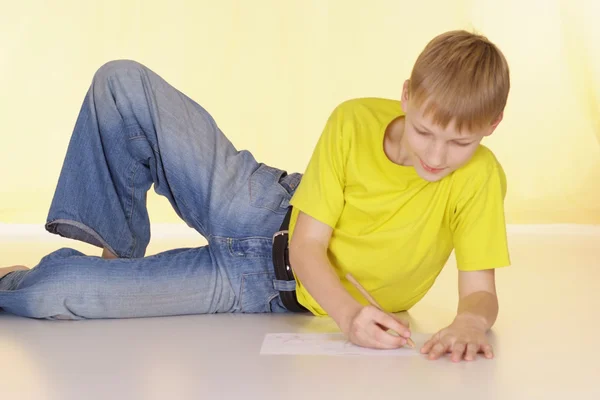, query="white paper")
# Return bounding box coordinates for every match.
[260,332,426,356]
